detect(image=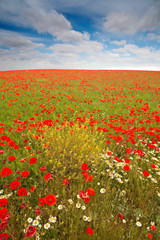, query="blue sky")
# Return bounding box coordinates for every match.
[0,0,160,70]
